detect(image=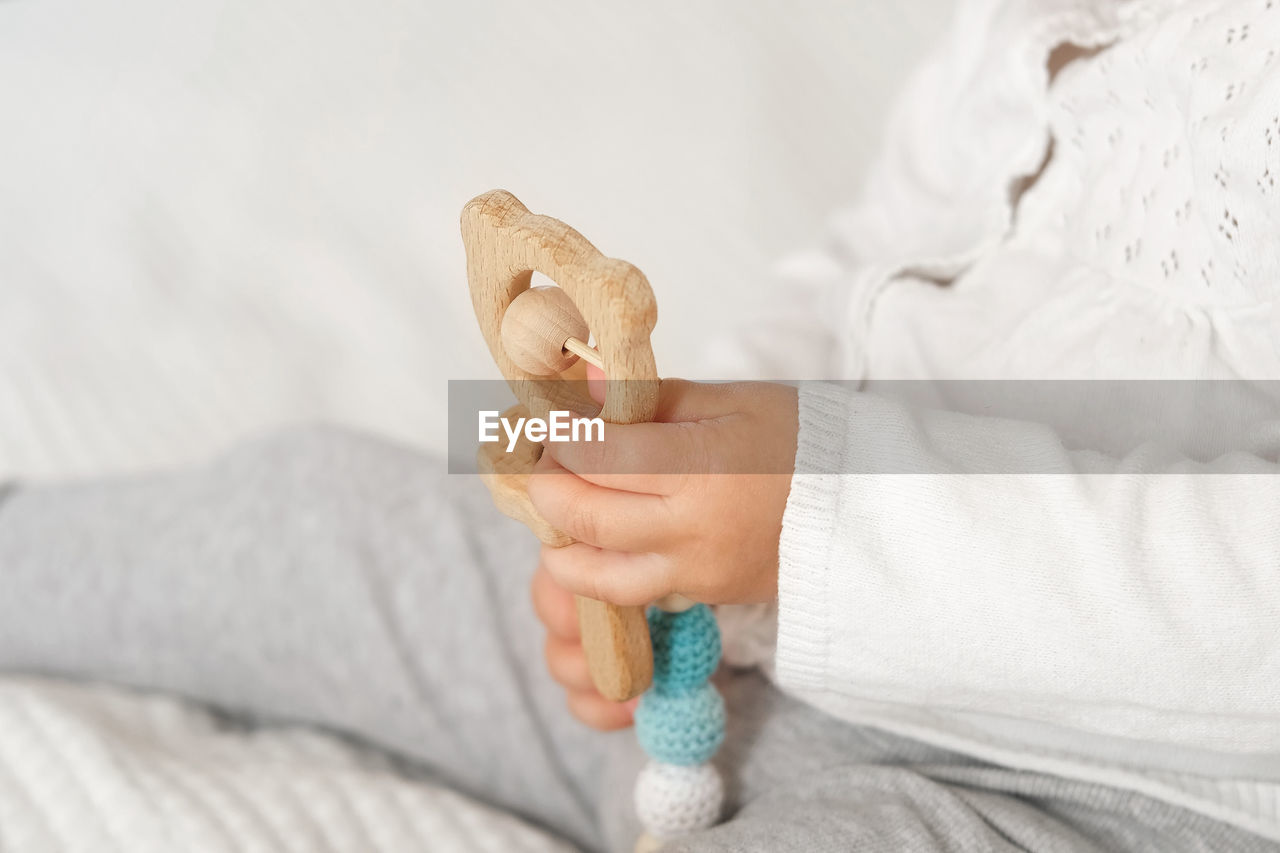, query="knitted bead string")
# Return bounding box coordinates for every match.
[633,604,725,846]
